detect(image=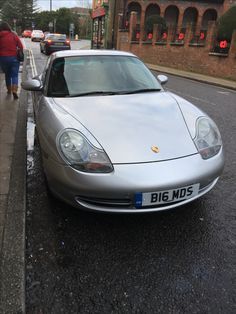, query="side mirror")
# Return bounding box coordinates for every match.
[157,75,168,85]
[21,79,43,91]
